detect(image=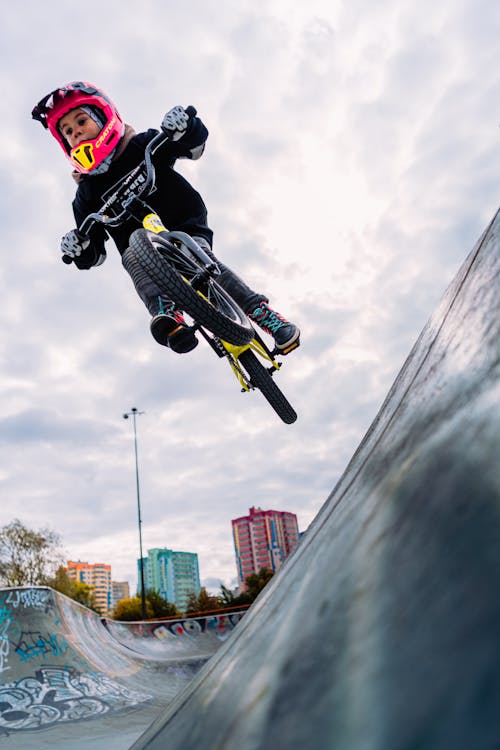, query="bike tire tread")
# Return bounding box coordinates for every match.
[239,349,297,424]
[130,229,253,345]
